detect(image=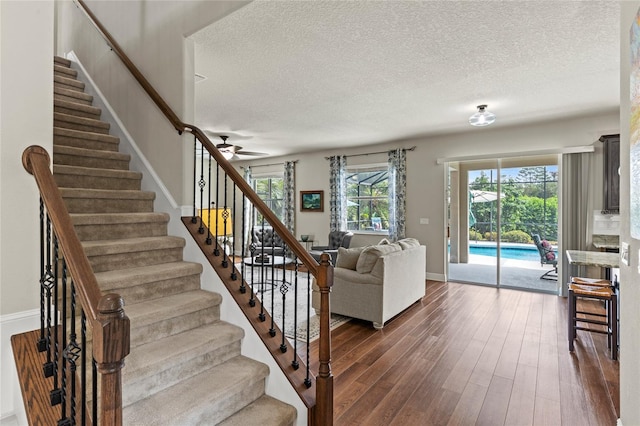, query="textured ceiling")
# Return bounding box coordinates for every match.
[190,1,620,158]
